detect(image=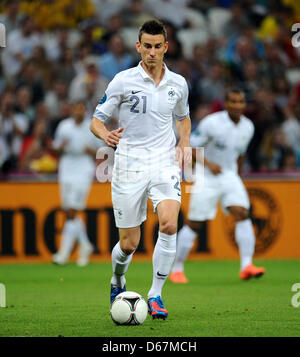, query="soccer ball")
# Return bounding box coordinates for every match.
[110,291,148,325]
